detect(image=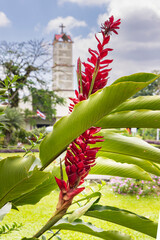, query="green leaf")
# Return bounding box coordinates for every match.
[73,192,101,205]
[40,73,159,169]
[97,110,160,128]
[91,157,152,180]
[0,202,12,221]
[96,130,160,165]
[12,172,57,206]
[97,152,160,177]
[112,73,159,85]
[85,205,158,238]
[52,218,132,240]
[96,95,160,128]
[68,198,99,223]
[0,155,50,208]
[90,130,160,179]
[0,88,7,95]
[0,105,6,113]
[111,95,160,112]
[69,193,101,223]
